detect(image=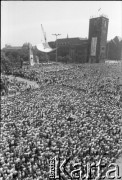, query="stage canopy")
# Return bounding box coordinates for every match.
[37,42,56,53]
